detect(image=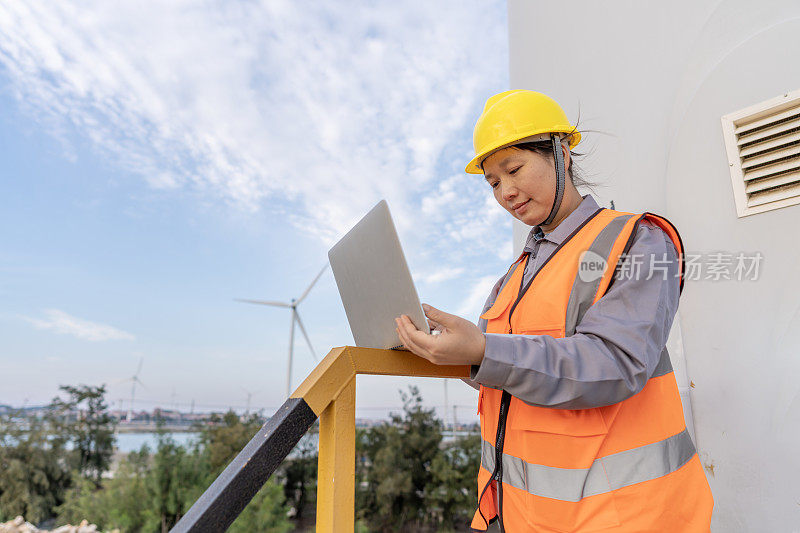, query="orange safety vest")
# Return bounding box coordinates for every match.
[471,207,713,532]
